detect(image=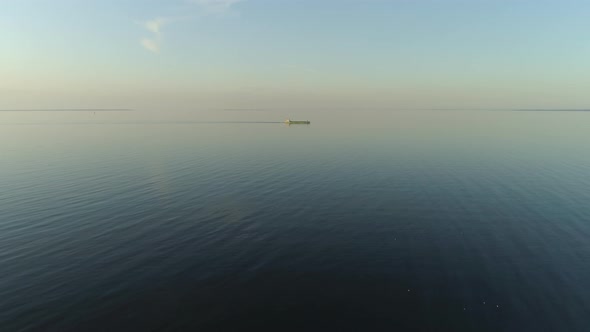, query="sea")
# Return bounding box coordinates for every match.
[1,109,589,331]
